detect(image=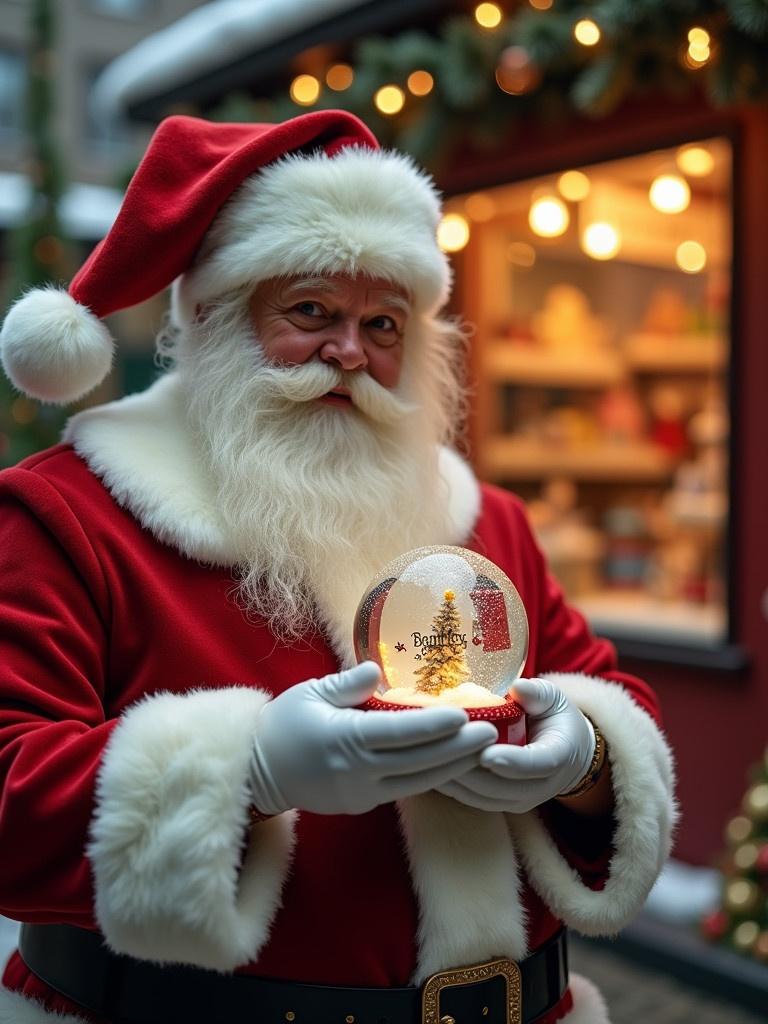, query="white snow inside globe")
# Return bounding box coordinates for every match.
[353,545,529,708]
